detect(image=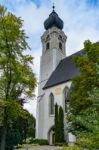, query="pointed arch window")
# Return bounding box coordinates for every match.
[63,87,69,113]
[49,93,54,115]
